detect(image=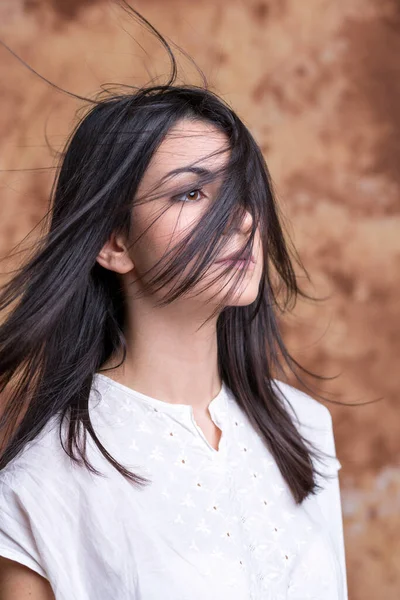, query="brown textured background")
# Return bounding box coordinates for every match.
[0,1,399,598]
